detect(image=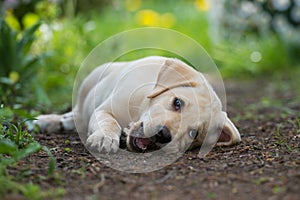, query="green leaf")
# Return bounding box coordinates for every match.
[0,19,18,76]
[0,139,18,154]
[13,142,42,161]
[20,56,40,80]
[22,183,41,199]
[0,77,13,85]
[0,107,14,119]
[13,109,33,119]
[17,21,41,54]
[42,146,56,177]
[22,21,41,39]
[34,83,51,106]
